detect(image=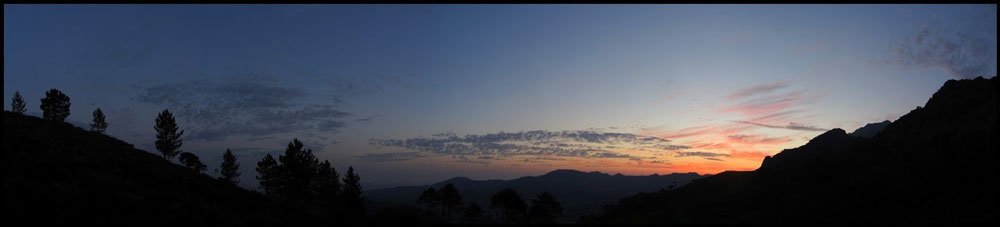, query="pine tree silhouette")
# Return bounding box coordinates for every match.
[527,192,563,224]
[256,154,280,197]
[219,149,240,184]
[90,108,109,134]
[40,89,70,121]
[490,188,527,224]
[439,183,463,221]
[154,109,184,160]
[417,187,440,216]
[276,139,320,207]
[315,160,341,218]
[341,166,365,224]
[178,152,207,174]
[10,91,26,114]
